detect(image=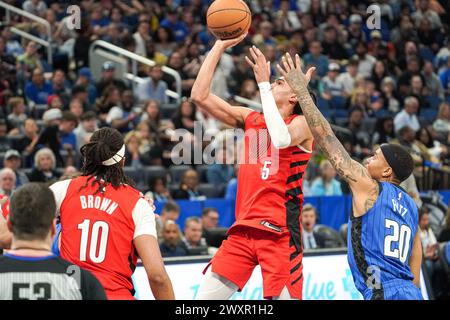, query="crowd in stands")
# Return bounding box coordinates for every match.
[0,0,450,281]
